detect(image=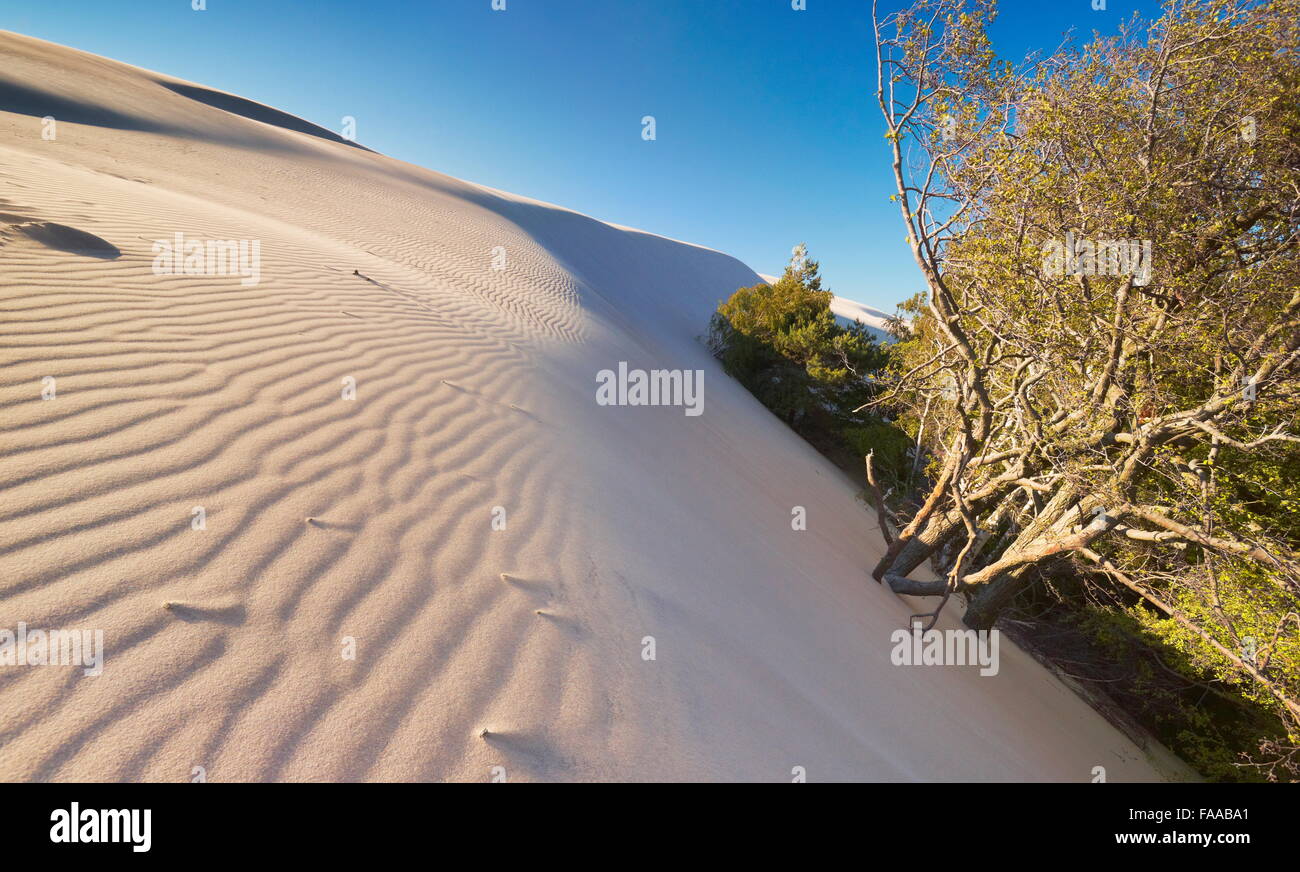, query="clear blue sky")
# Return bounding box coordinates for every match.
[4,0,1164,312]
